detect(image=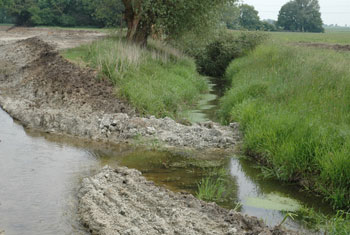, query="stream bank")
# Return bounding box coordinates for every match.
[0,37,239,152]
[0,29,335,234]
